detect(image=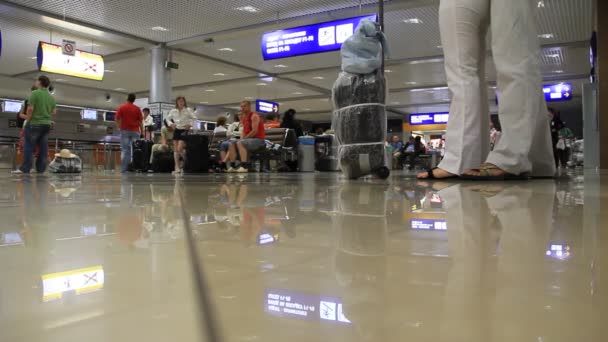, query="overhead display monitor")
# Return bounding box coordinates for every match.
[409,112,449,126]
[3,100,23,113]
[256,99,279,114]
[37,41,105,81]
[261,14,378,60]
[543,83,573,102]
[81,109,98,120]
[104,111,116,122]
